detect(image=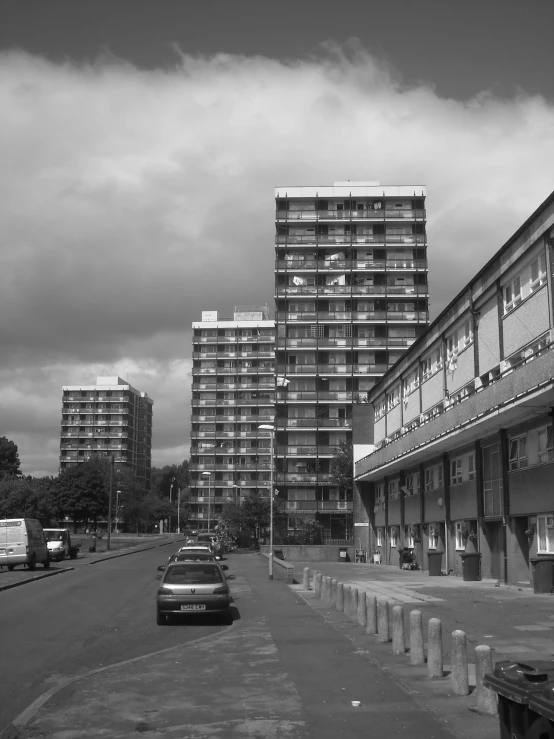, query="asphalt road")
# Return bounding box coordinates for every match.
[0,542,226,733]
